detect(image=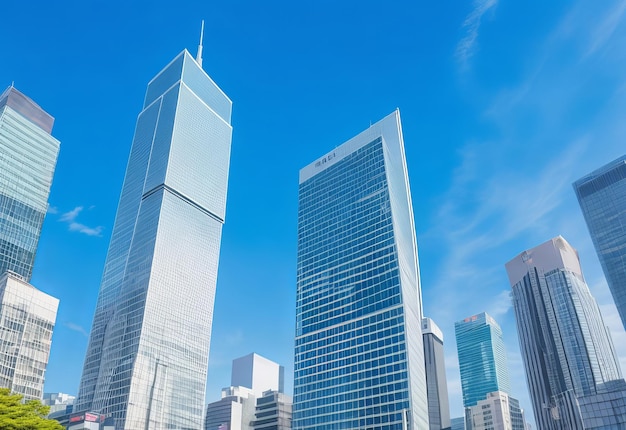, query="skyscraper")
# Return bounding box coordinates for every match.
[75,42,233,428]
[0,271,58,400]
[422,318,451,430]
[506,236,624,430]
[573,155,626,330]
[293,111,428,429]
[454,312,510,409]
[0,86,60,281]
